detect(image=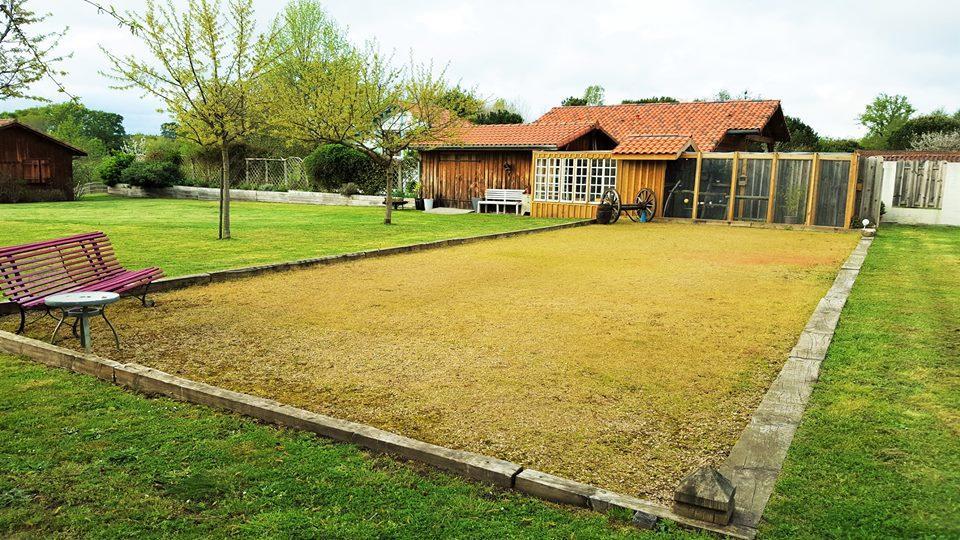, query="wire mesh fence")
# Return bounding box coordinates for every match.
[242,157,309,191]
